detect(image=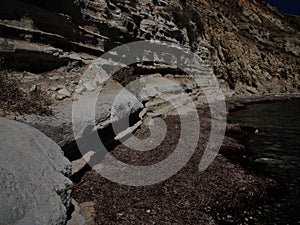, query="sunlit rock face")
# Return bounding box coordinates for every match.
[0,0,299,158]
[0,118,72,225]
[1,0,299,95]
[0,0,298,151]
